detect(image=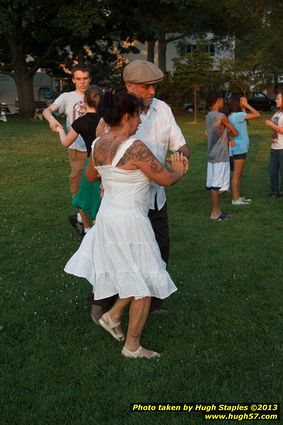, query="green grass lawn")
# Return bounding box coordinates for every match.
[0,114,282,425]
